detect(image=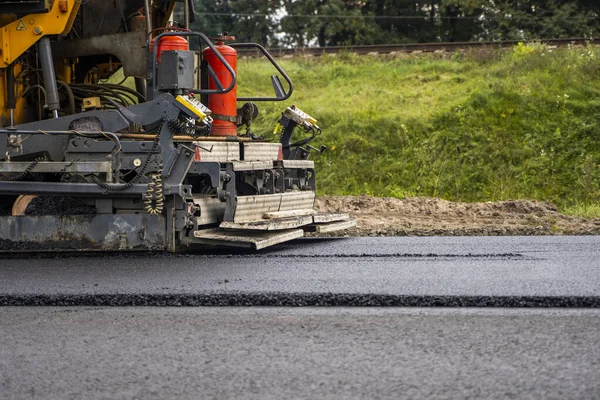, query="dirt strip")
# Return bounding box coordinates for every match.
[315,195,600,236]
